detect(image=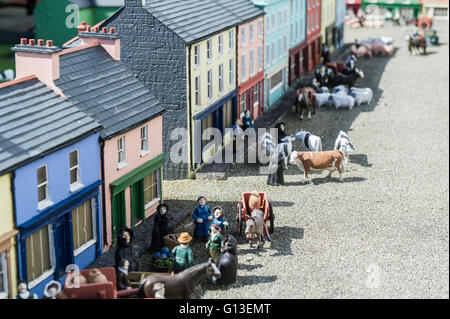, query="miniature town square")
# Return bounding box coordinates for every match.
[0,0,448,300]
